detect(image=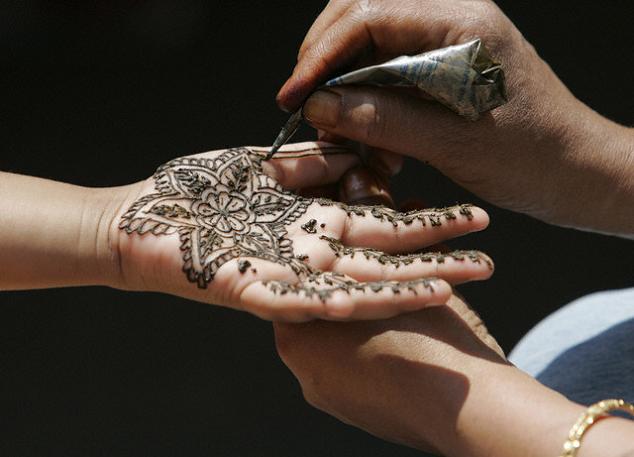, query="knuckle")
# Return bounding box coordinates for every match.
[247,299,275,321]
[343,92,386,144]
[273,324,294,359]
[301,385,320,408]
[323,295,355,319]
[460,2,508,43]
[350,0,380,20]
[299,377,325,409]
